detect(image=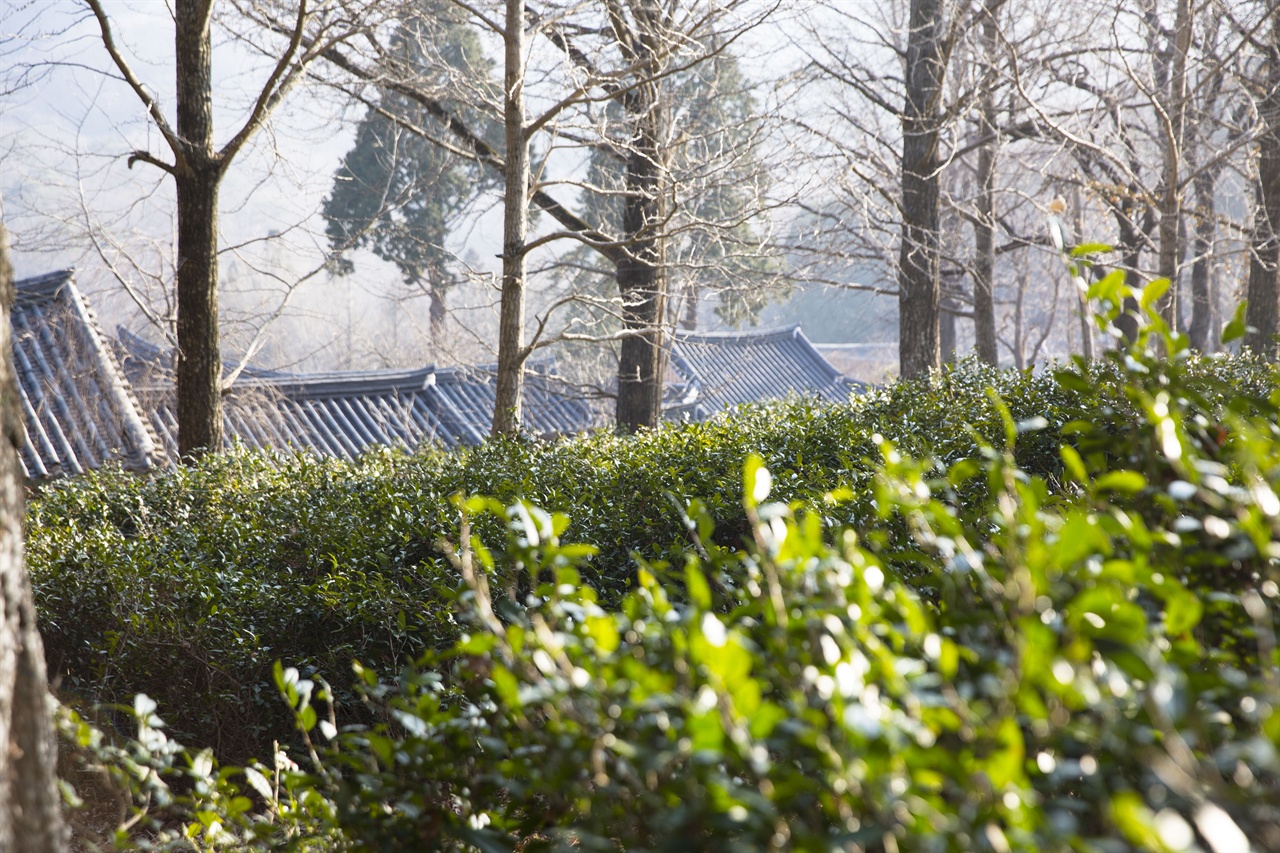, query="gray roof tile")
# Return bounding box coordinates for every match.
[11,270,158,478]
[123,356,598,463]
[667,325,859,420]
[10,272,857,477]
